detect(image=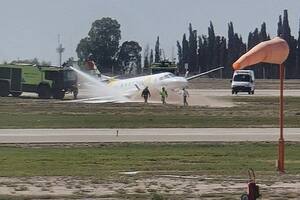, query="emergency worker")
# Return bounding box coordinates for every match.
[160,87,168,104]
[141,86,151,103]
[182,87,189,106]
